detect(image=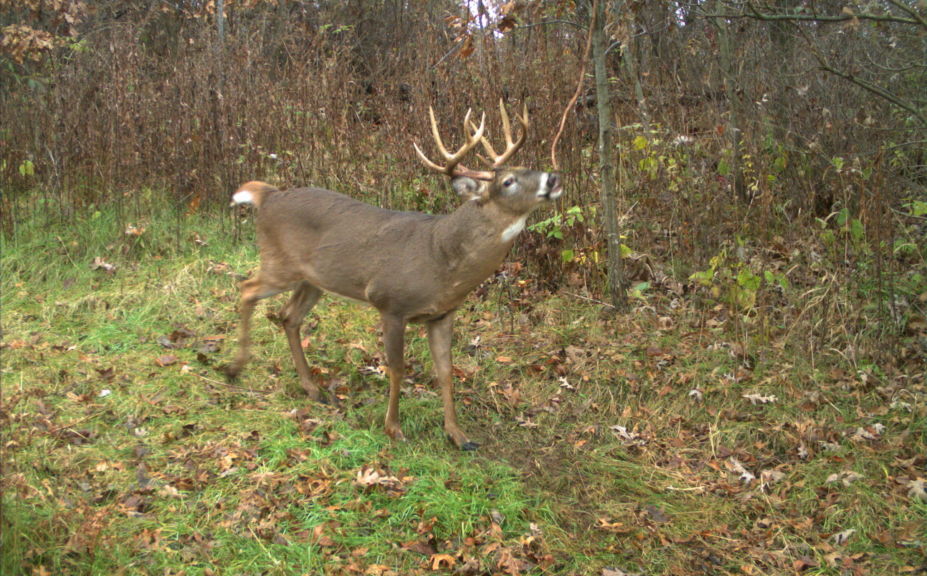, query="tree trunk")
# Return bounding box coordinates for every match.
[622,17,650,130]
[591,0,628,310]
[713,16,747,201]
[216,0,225,44]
